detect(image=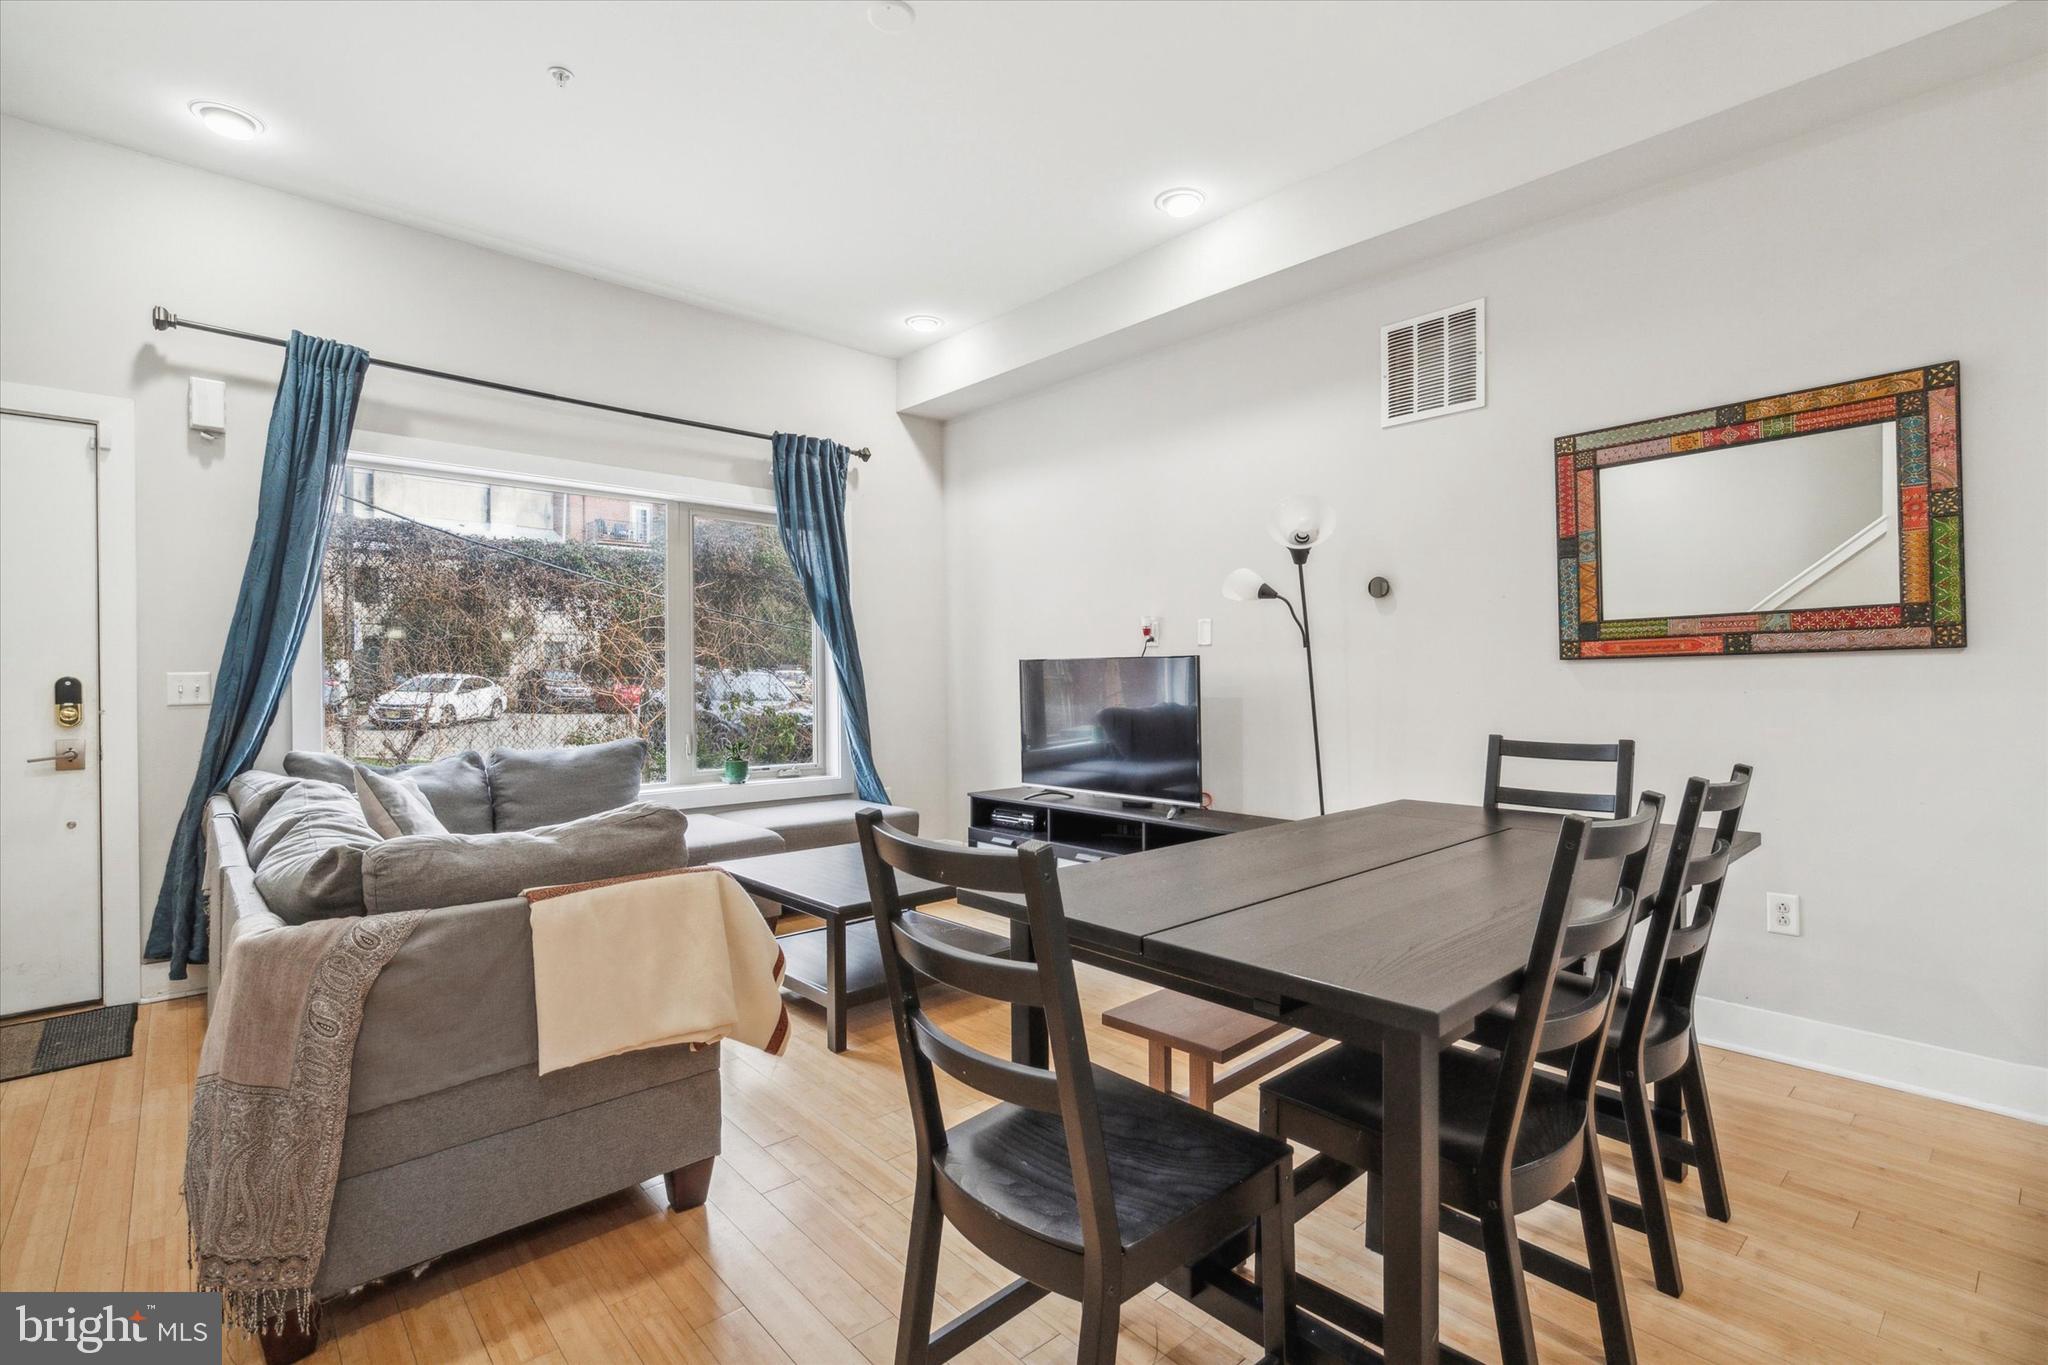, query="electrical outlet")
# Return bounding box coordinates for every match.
[1139,615,1161,644]
[1766,892,1801,936]
[166,671,212,707]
